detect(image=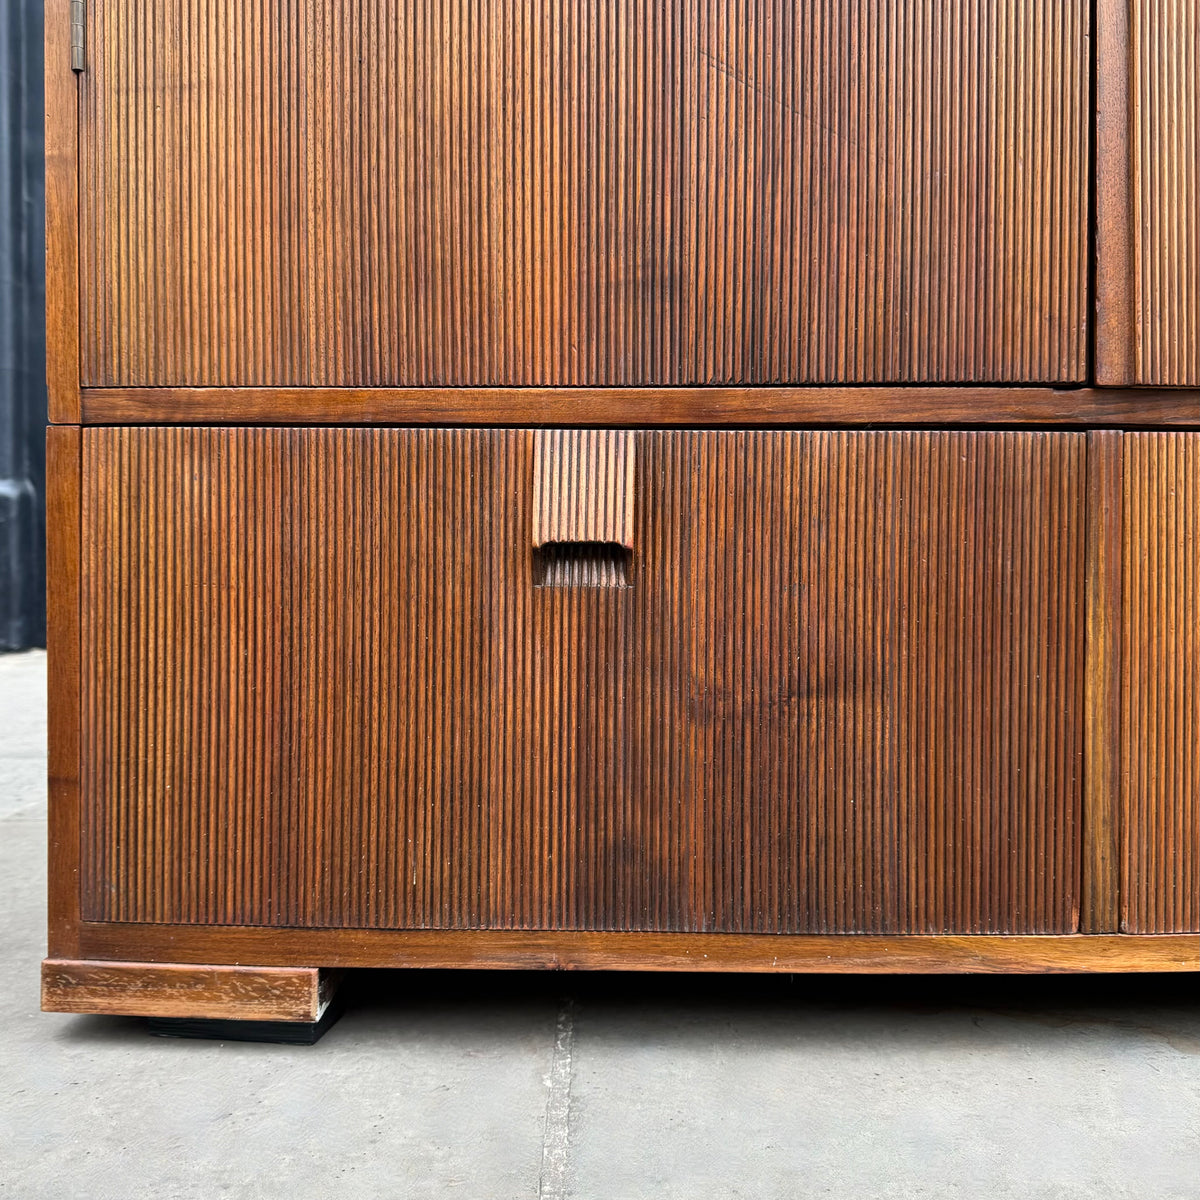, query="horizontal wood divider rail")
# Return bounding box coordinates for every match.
[72,930,1200,975]
[77,387,1200,428]
[41,960,337,1021]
